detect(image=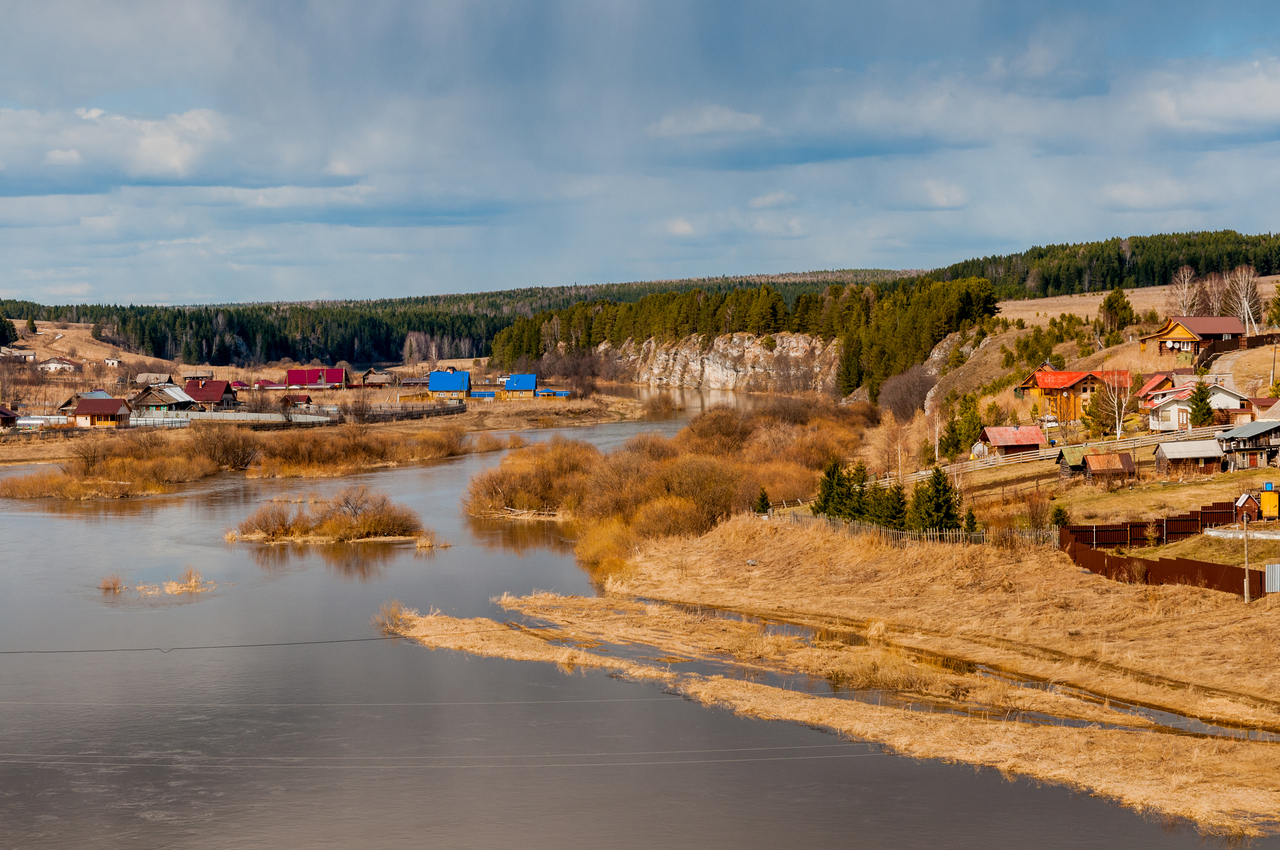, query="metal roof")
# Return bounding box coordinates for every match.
[428,371,470,392]
[1154,439,1223,460]
[980,425,1046,446]
[1218,420,1280,441]
[1084,453,1136,474]
[505,373,537,391]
